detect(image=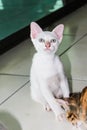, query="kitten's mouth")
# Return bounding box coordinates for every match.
[44,47,55,52]
[44,48,52,53]
[45,48,51,51]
